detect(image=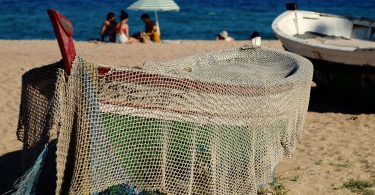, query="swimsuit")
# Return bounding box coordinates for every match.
[116,25,129,43]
